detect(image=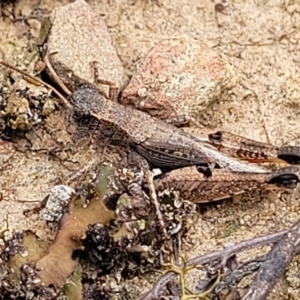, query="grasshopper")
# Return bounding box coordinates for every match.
[68,86,273,176]
[67,82,300,181]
